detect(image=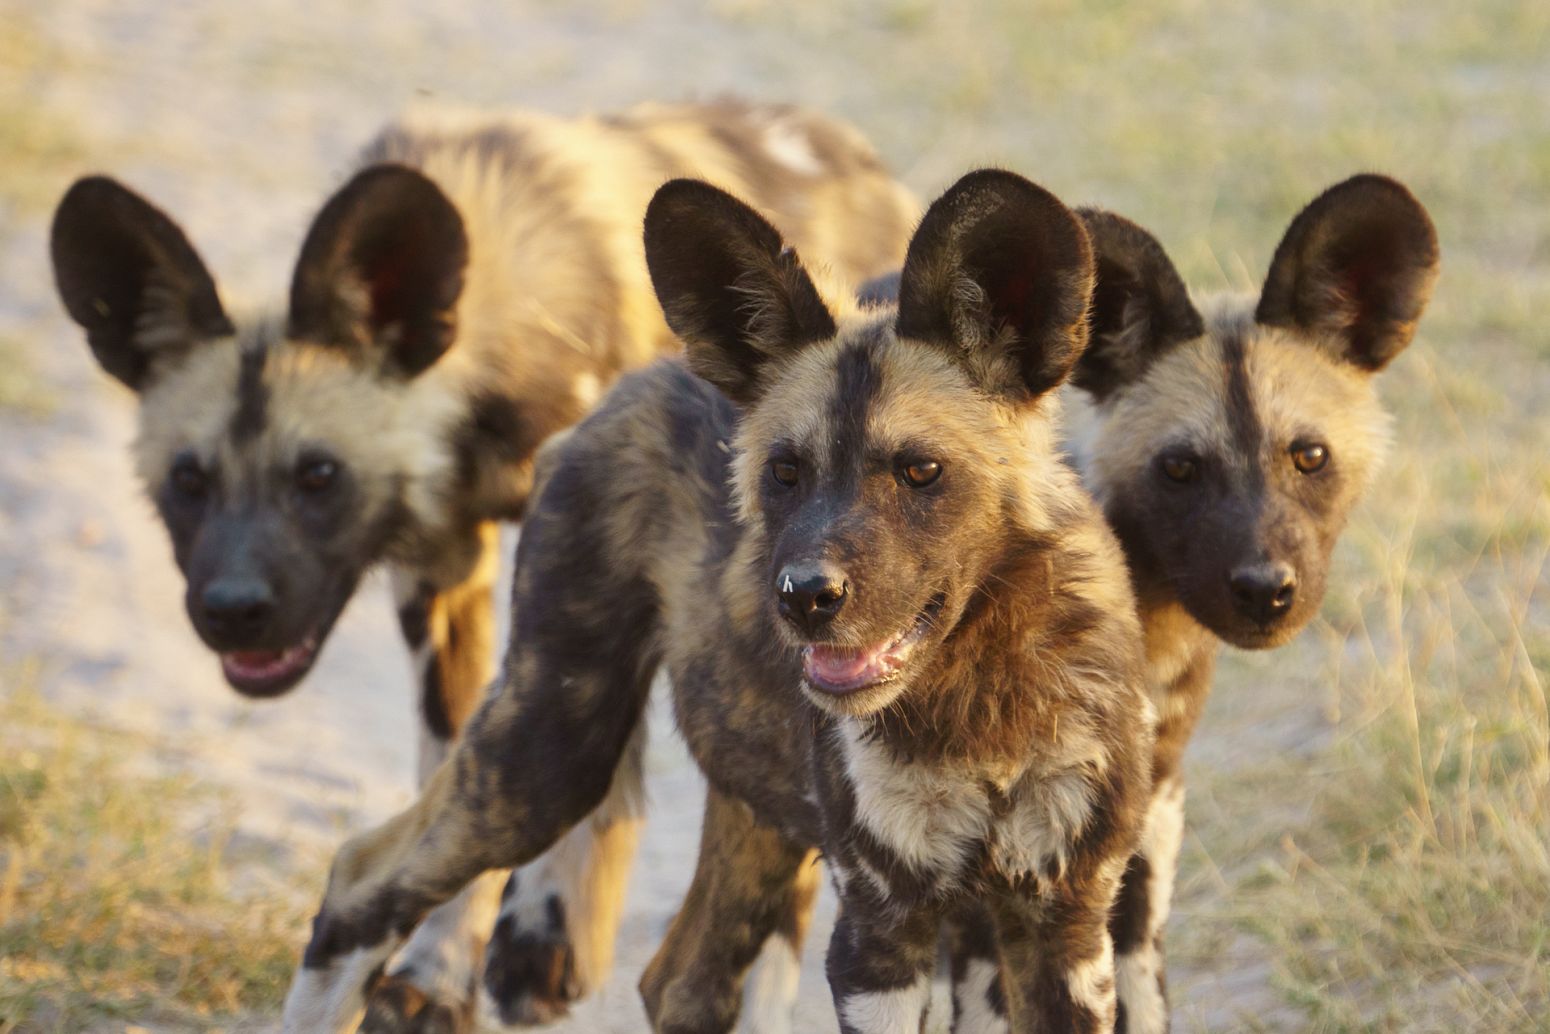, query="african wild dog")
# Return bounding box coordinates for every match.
[510,173,1441,1034]
[934,174,1441,1034]
[281,169,1155,1034]
[47,101,918,1032]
